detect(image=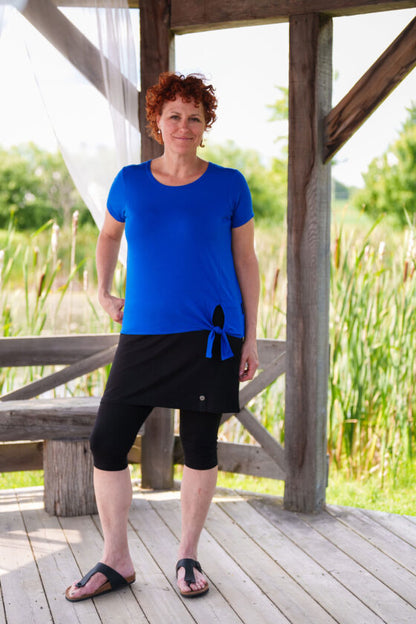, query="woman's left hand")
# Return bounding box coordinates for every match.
[239,338,259,382]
